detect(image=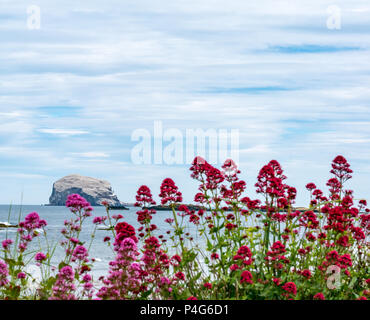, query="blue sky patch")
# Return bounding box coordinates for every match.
[269,44,362,54]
